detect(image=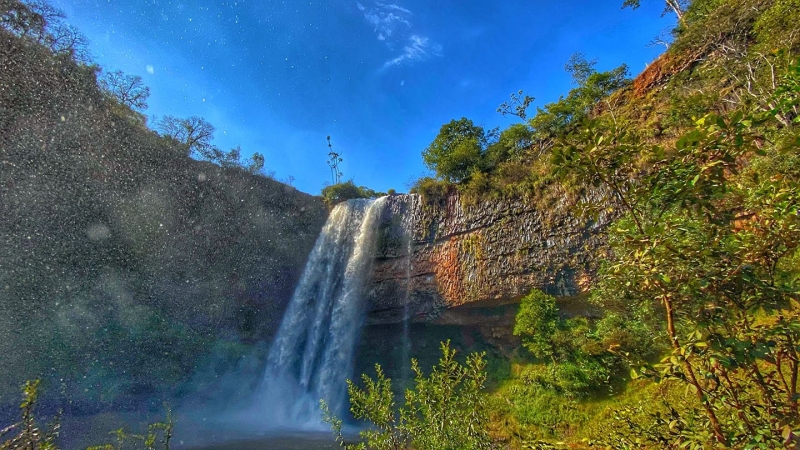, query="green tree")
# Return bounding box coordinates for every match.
[484,123,533,167]
[527,54,629,146]
[323,341,491,450]
[422,118,488,183]
[552,66,800,446]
